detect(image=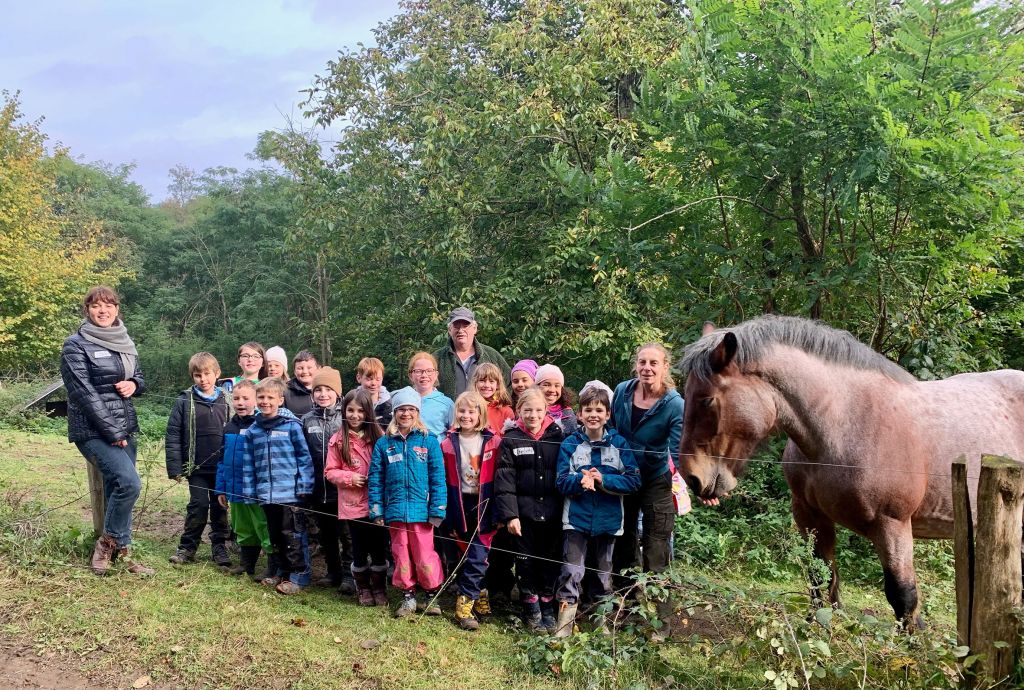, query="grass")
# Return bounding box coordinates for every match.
[0,401,978,690]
